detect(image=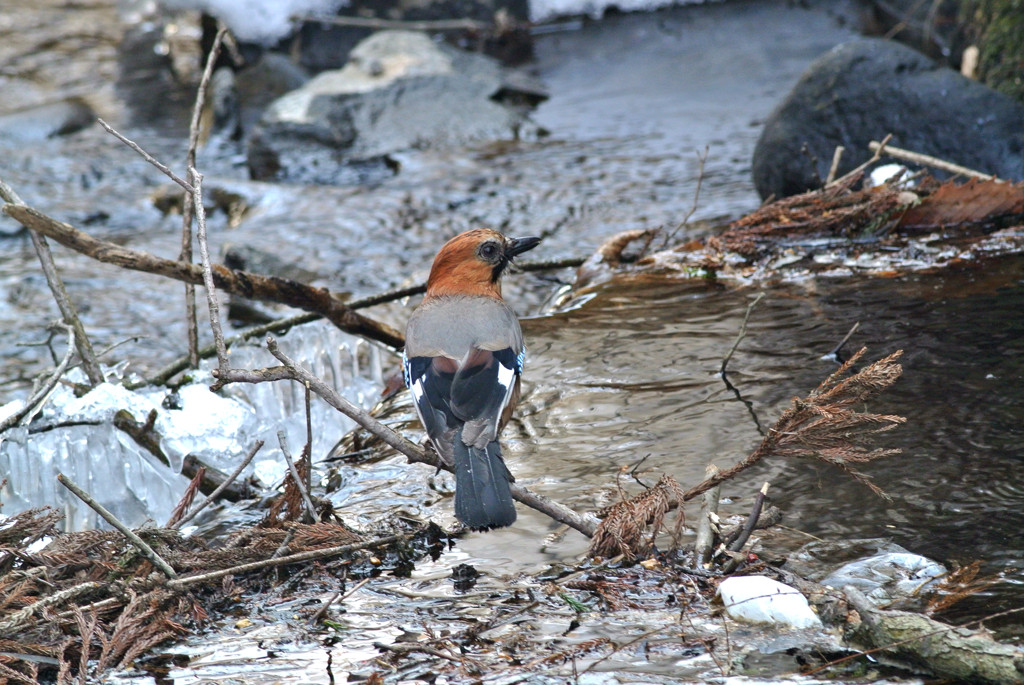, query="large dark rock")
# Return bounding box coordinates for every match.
[247,30,544,185]
[752,38,1024,200]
